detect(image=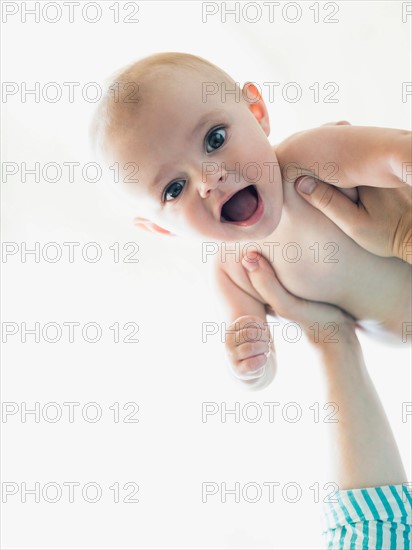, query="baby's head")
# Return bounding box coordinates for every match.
[92,52,283,242]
